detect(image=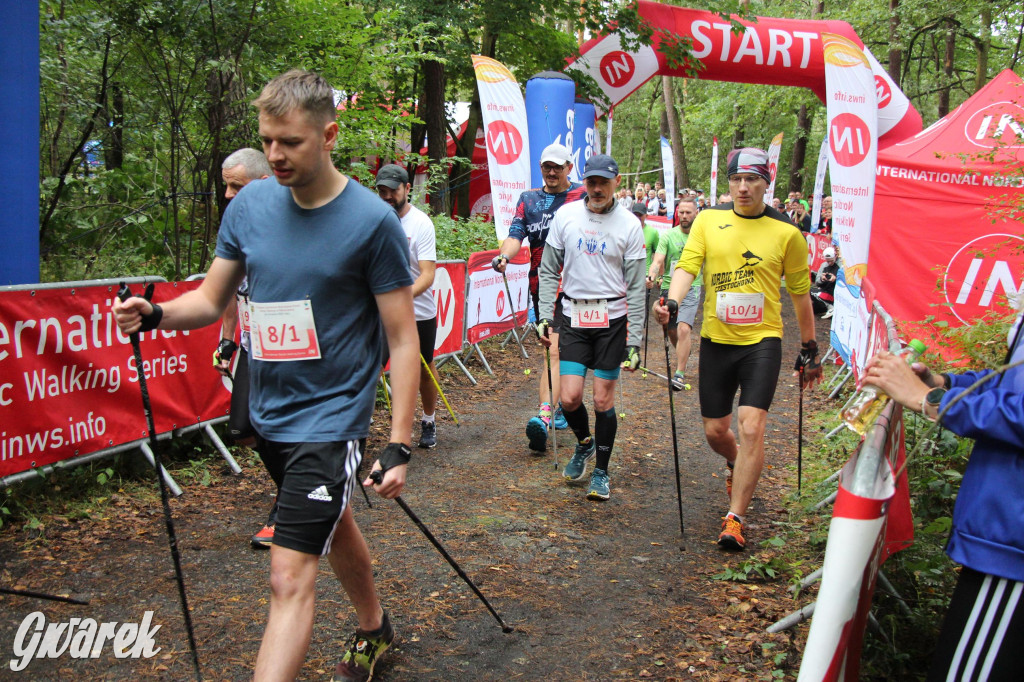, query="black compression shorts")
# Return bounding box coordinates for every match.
[697,337,782,418]
[558,313,628,373]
